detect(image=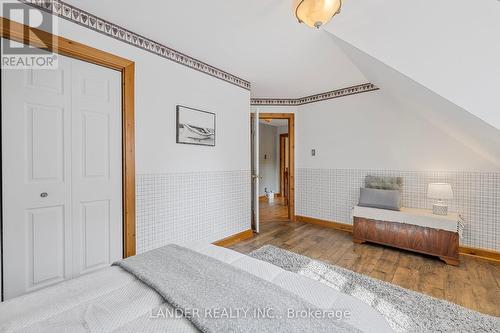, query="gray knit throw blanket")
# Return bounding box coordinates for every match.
[113,244,358,333]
